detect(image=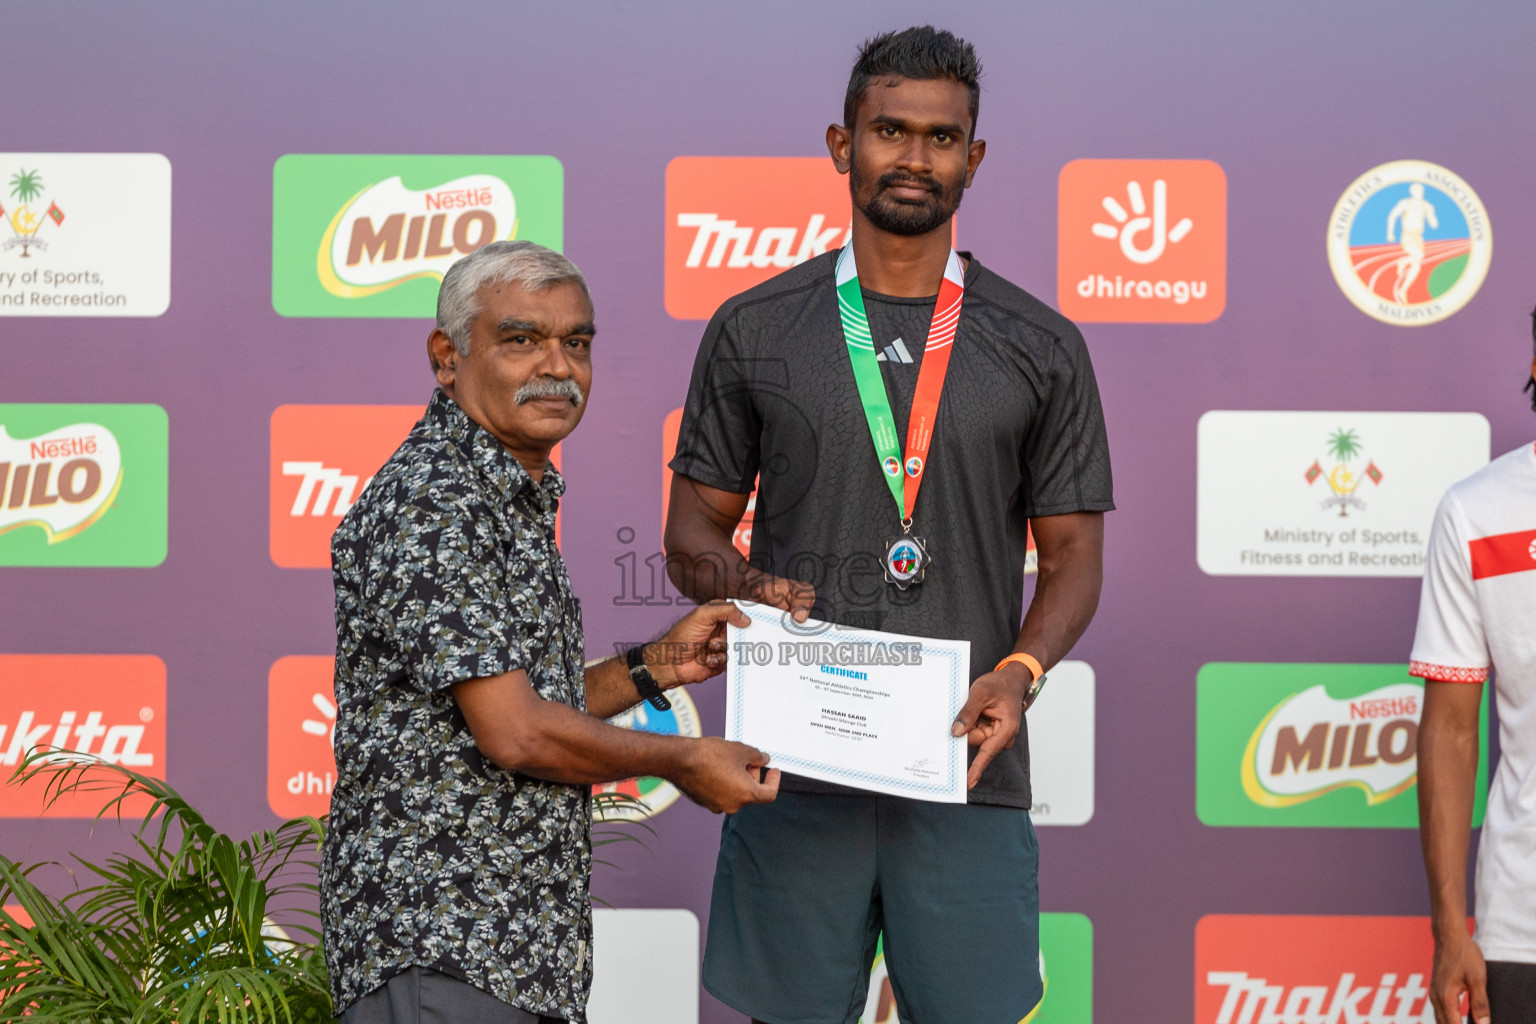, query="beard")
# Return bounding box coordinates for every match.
[850,160,966,237]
